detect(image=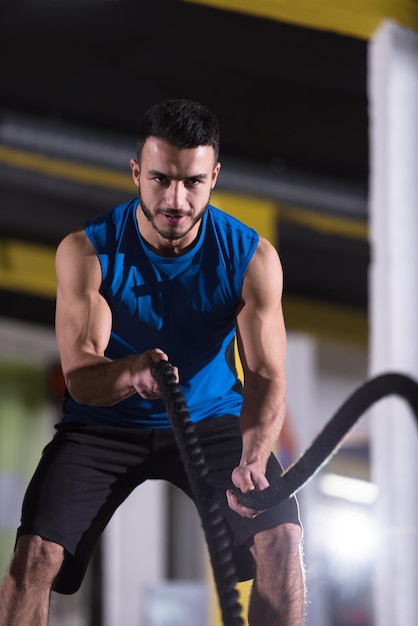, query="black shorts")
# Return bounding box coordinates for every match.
[17,415,301,594]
